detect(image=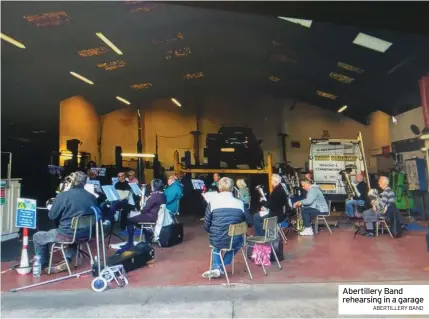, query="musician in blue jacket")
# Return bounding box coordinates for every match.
[164,175,183,215]
[202,177,252,279]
